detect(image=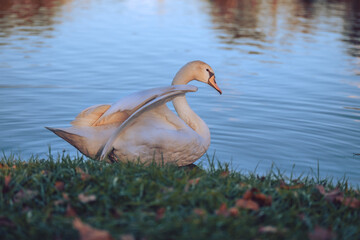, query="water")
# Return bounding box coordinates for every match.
[0,0,359,184]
